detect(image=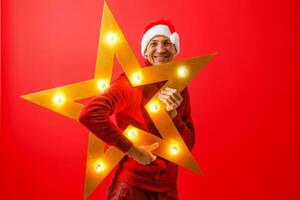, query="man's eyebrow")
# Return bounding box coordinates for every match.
[150,39,171,42]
